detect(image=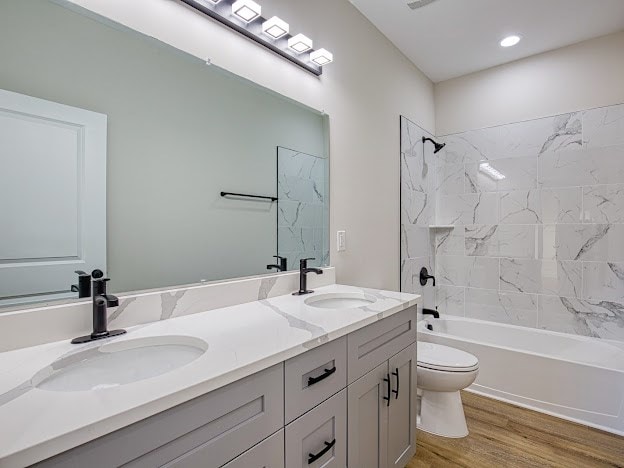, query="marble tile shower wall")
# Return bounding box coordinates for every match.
[434,103,624,342]
[277,147,329,270]
[400,116,436,310]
